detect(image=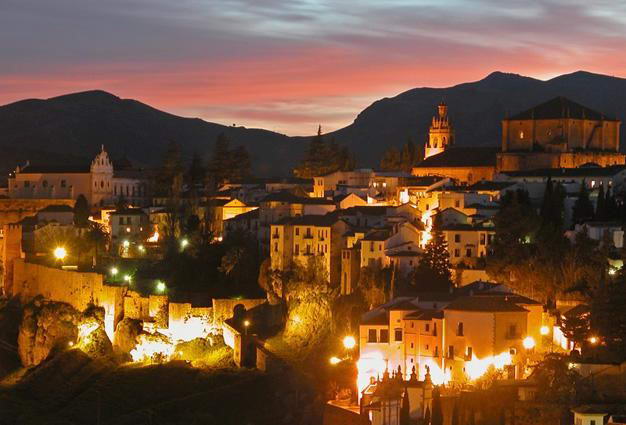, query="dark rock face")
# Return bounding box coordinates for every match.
[113,317,143,356]
[18,299,80,367]
[17,299,113,367]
